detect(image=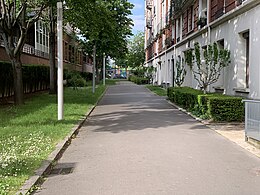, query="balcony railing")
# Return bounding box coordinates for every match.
[147,35,154,46]
[236,0,247,5]
[165,11,170,26]
[146,17,152,28]
[171,0,193,15]
[157,20,163,35]
[0,39,49,59]
[146,0,152,9]
[23,44,49,59]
